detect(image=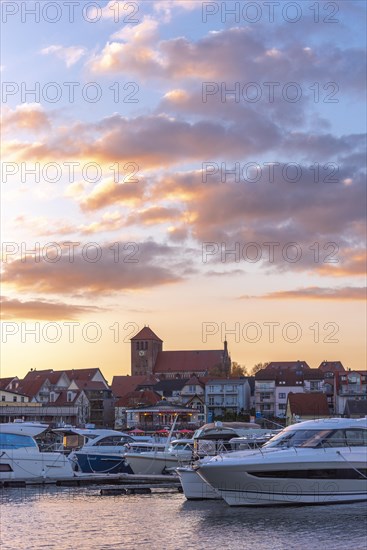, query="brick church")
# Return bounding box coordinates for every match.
[131,327,231,380]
